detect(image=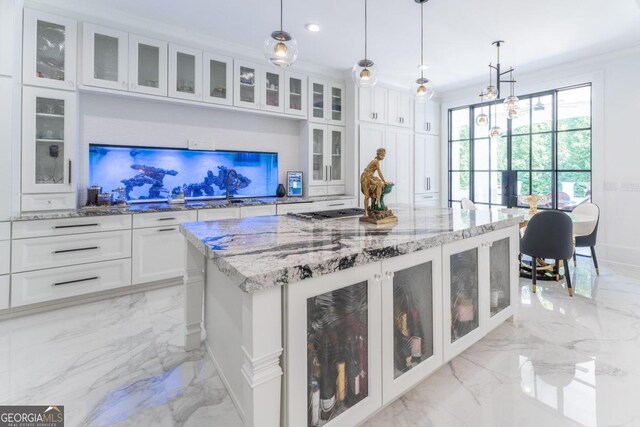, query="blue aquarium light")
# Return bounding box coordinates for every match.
[89,144,278,202]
